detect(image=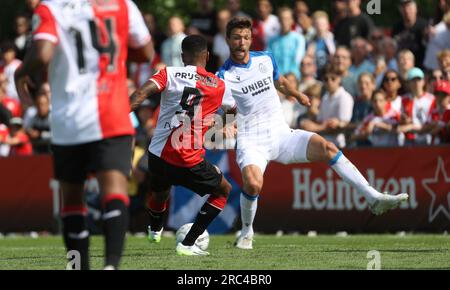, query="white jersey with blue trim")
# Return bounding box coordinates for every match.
[218,51,290,146]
